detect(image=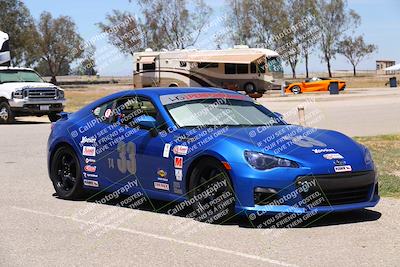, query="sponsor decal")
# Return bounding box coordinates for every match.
[334,165,352,173]
[173,145,188,155]
[323,153,344,160]
[174,156,183,169]
[85,158,96,164]
[84,165,97,173]
[82,146,96,157]
[175,169,183,181]
[312,148,336,154]
[159,92,250,105]
[83,179,99,187]
[104,108,112,118]
[173,181,183,194]
[157,177,168,182]
[163,143,171,158]
[81,136,96,144]
[157,169,167,178]
[83,172,98,178]
[333,159,347,166]
[154,182,169,191]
